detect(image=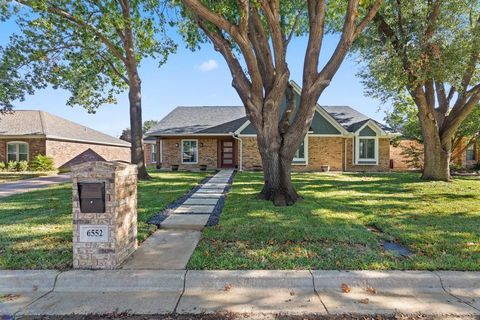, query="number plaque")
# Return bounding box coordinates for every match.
[79,225,109,243]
